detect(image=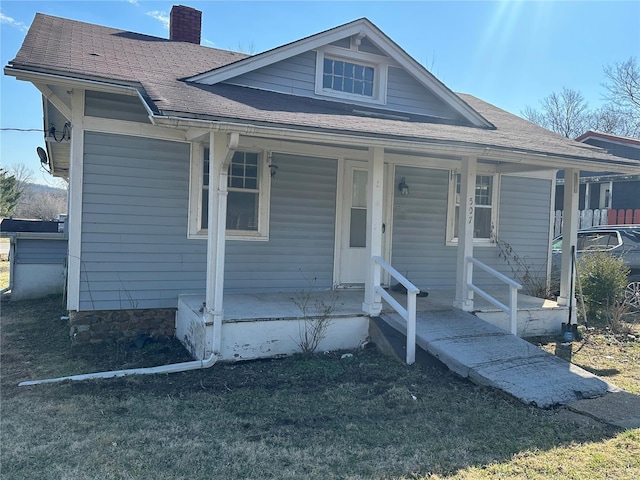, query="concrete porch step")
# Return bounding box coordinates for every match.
[377,309,617,408]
